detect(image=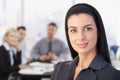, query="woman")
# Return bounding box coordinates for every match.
[51,3,120,80]
[0,28,26,80]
